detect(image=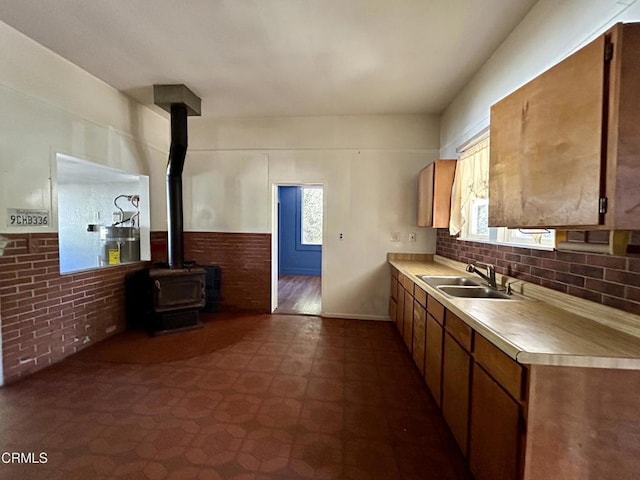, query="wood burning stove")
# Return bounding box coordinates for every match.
[125,84,207,335]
